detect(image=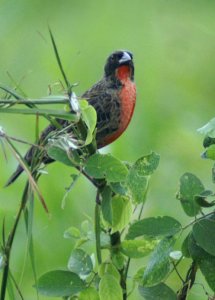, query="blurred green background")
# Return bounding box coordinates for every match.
[1,0,215,299]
